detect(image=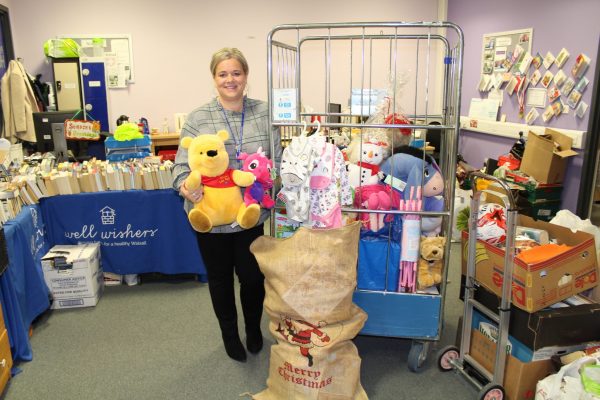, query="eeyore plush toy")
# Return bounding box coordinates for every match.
[380,145,445,236]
